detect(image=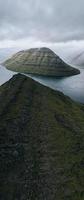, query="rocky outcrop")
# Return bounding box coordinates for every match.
[0,74,84,200]
[3,47,80,76]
